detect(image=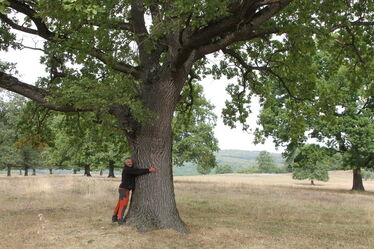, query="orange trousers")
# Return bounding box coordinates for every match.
[113,188,130,220]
